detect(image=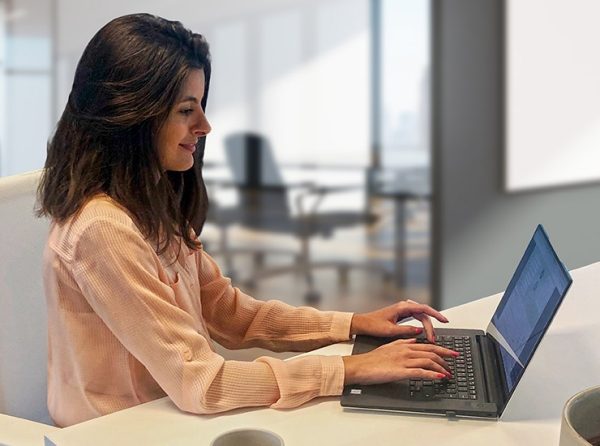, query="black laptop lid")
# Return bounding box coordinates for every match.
[486,225,572,414]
